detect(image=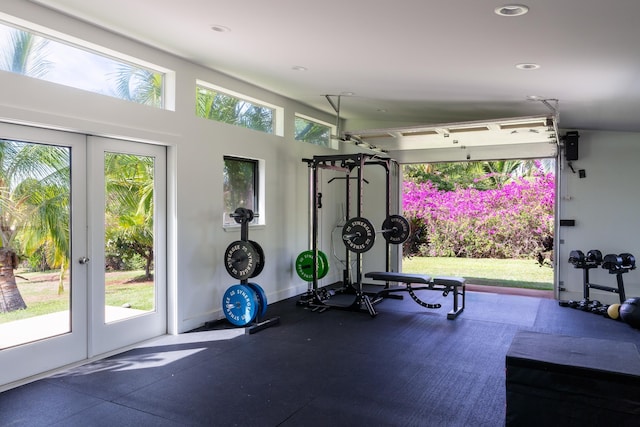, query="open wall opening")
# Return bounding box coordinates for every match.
[400,158,556,295]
